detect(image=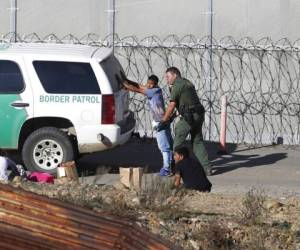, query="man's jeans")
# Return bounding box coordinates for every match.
[156,125,173,170]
